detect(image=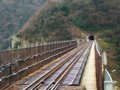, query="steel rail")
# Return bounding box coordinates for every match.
[23,43,87,90]
[72,42,92,85]
[48,43,90,90]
